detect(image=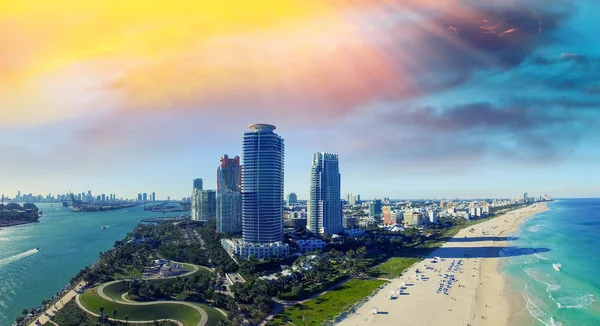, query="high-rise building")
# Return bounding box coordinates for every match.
[142,193,148,202]
[369,199,382,220]
[217,155,241,192]
[152,192,156,202]
[137,193,142,202]
[191,189,216,221]
[217,154,242,233]
[241,124,285,243]
[101,194,106,202]
[193,178,203,191]
[287,193,298,206]
[308,152,342,235]
[382,206,392,225]
[217,188,242,233]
